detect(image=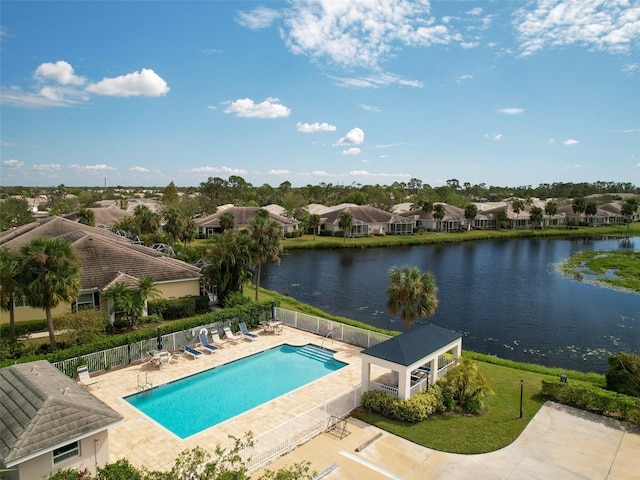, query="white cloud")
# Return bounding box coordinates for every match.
[86,68,170,97]
[336,127,364,146]
[329,71,423,89]
[1,84,87,108]
[268,169,292,175]
[562,163,583,169]
[201,48,223,55]
[33,164,61,171]
[456,74,473,84]
[563,138,579,146]
[548,139,556,145]
[130,166,150,173]
[360,104,383,112]
[296,122,336,132]
[224,97,291,118]
[69,164,116,171]
[2,159,23,167]
[311,170,329,176]
[236,6,280,30]
[207,105,217,110]
[515,0,640,57]
[347,169,411,179]
[342,148,361,155]
[34,61,86,86]
[282,0,460,70]
[181,166,248,175]
[498,107,524,115]
[484,133,502,141]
